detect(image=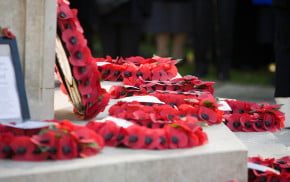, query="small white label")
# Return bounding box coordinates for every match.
[248,162,280,175]
[218,100,232,111]
[2,121,54,129]
[118,95,165,104]
[96,62,111,66]
[96,116,133,128]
